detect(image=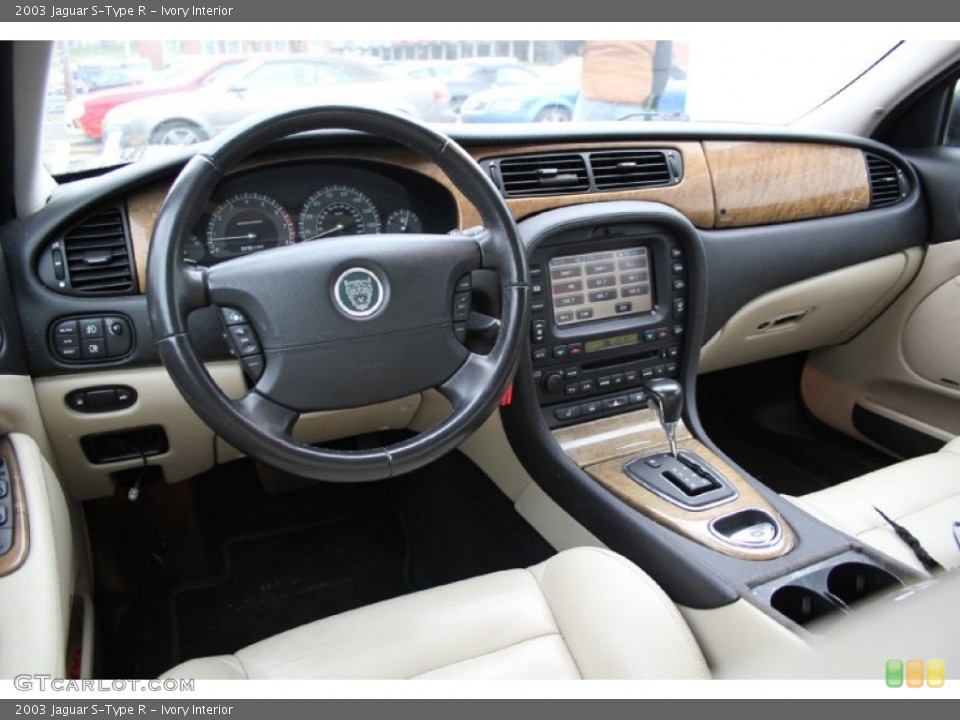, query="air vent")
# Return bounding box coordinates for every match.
[61,207,136,294]
[492,153,590,197]
[589,149,676,189]
[866,154,905,209]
